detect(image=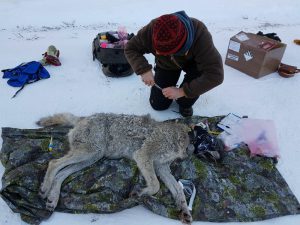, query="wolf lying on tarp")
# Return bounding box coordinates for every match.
[36,113,194,224]
[2,115,300,224]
